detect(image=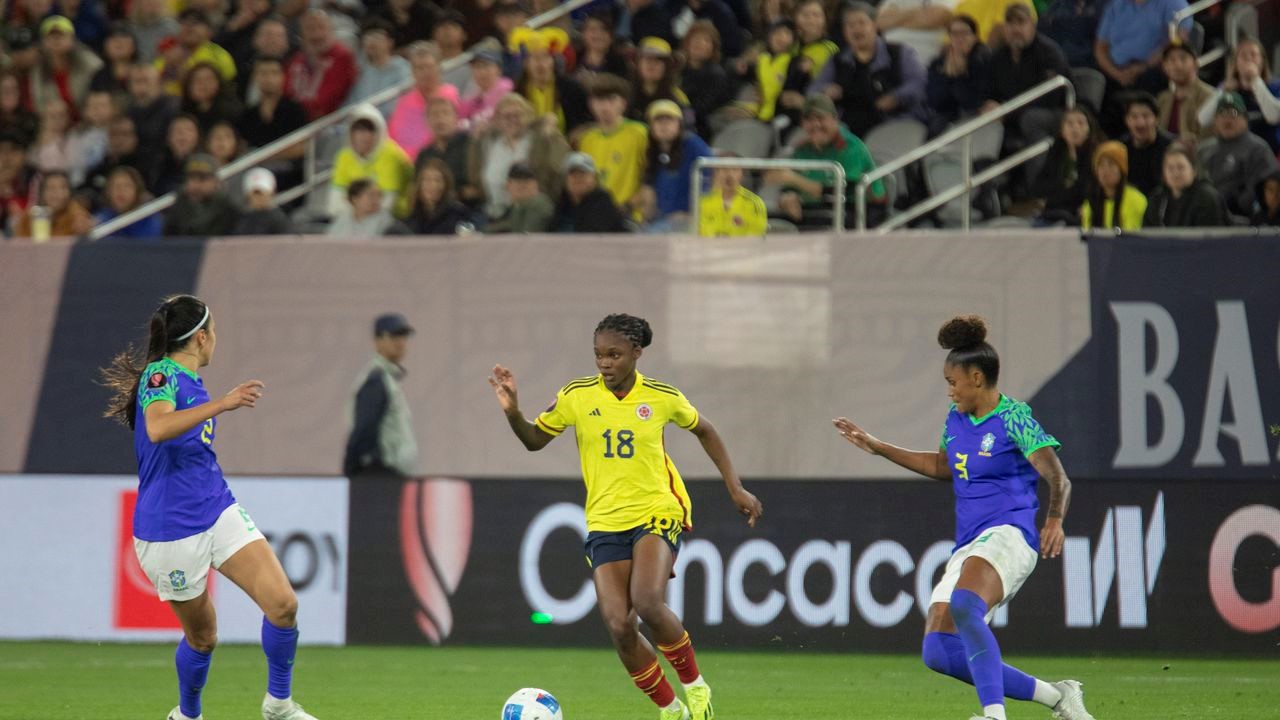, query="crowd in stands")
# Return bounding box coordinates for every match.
[2,0,1279,239]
